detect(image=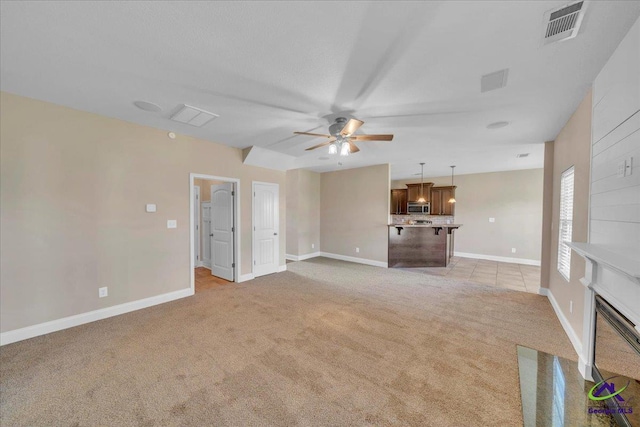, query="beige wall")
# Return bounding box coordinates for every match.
[0,92,286,332]
[540,142,554,288]
[321,164,390,263]
[543,90,592,337]
[393,168,544,262]
[286,169,320,257]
